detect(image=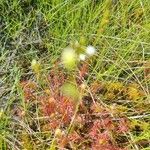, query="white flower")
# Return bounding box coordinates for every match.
[79,54,86,61]
[86,45,96,56]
